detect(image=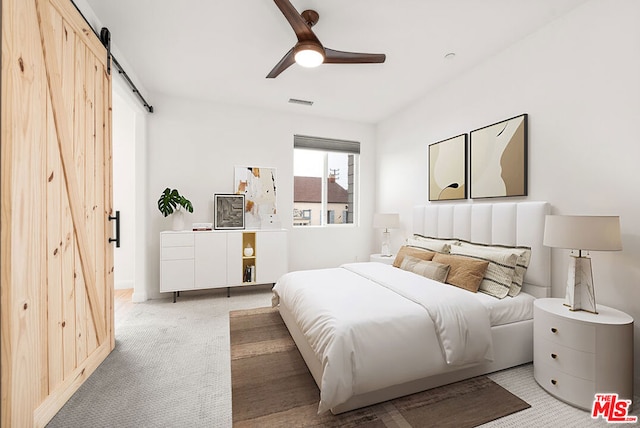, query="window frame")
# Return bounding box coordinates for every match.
[293,135,360,228]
